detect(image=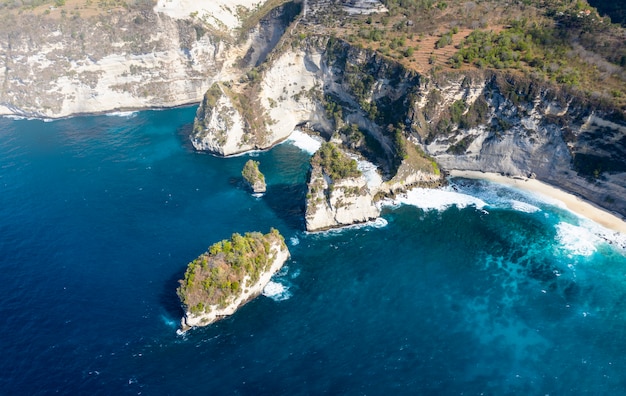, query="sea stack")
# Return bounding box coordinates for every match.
[242,159,267,194]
